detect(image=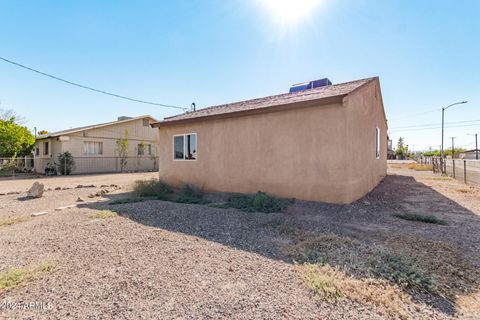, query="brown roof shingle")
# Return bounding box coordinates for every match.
[153,77,376,126]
